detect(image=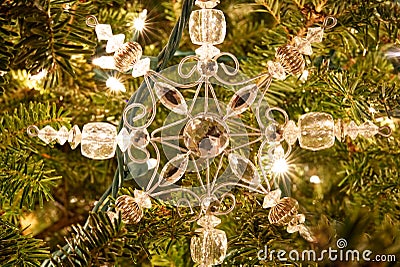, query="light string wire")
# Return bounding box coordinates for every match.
[42,1,195,265]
